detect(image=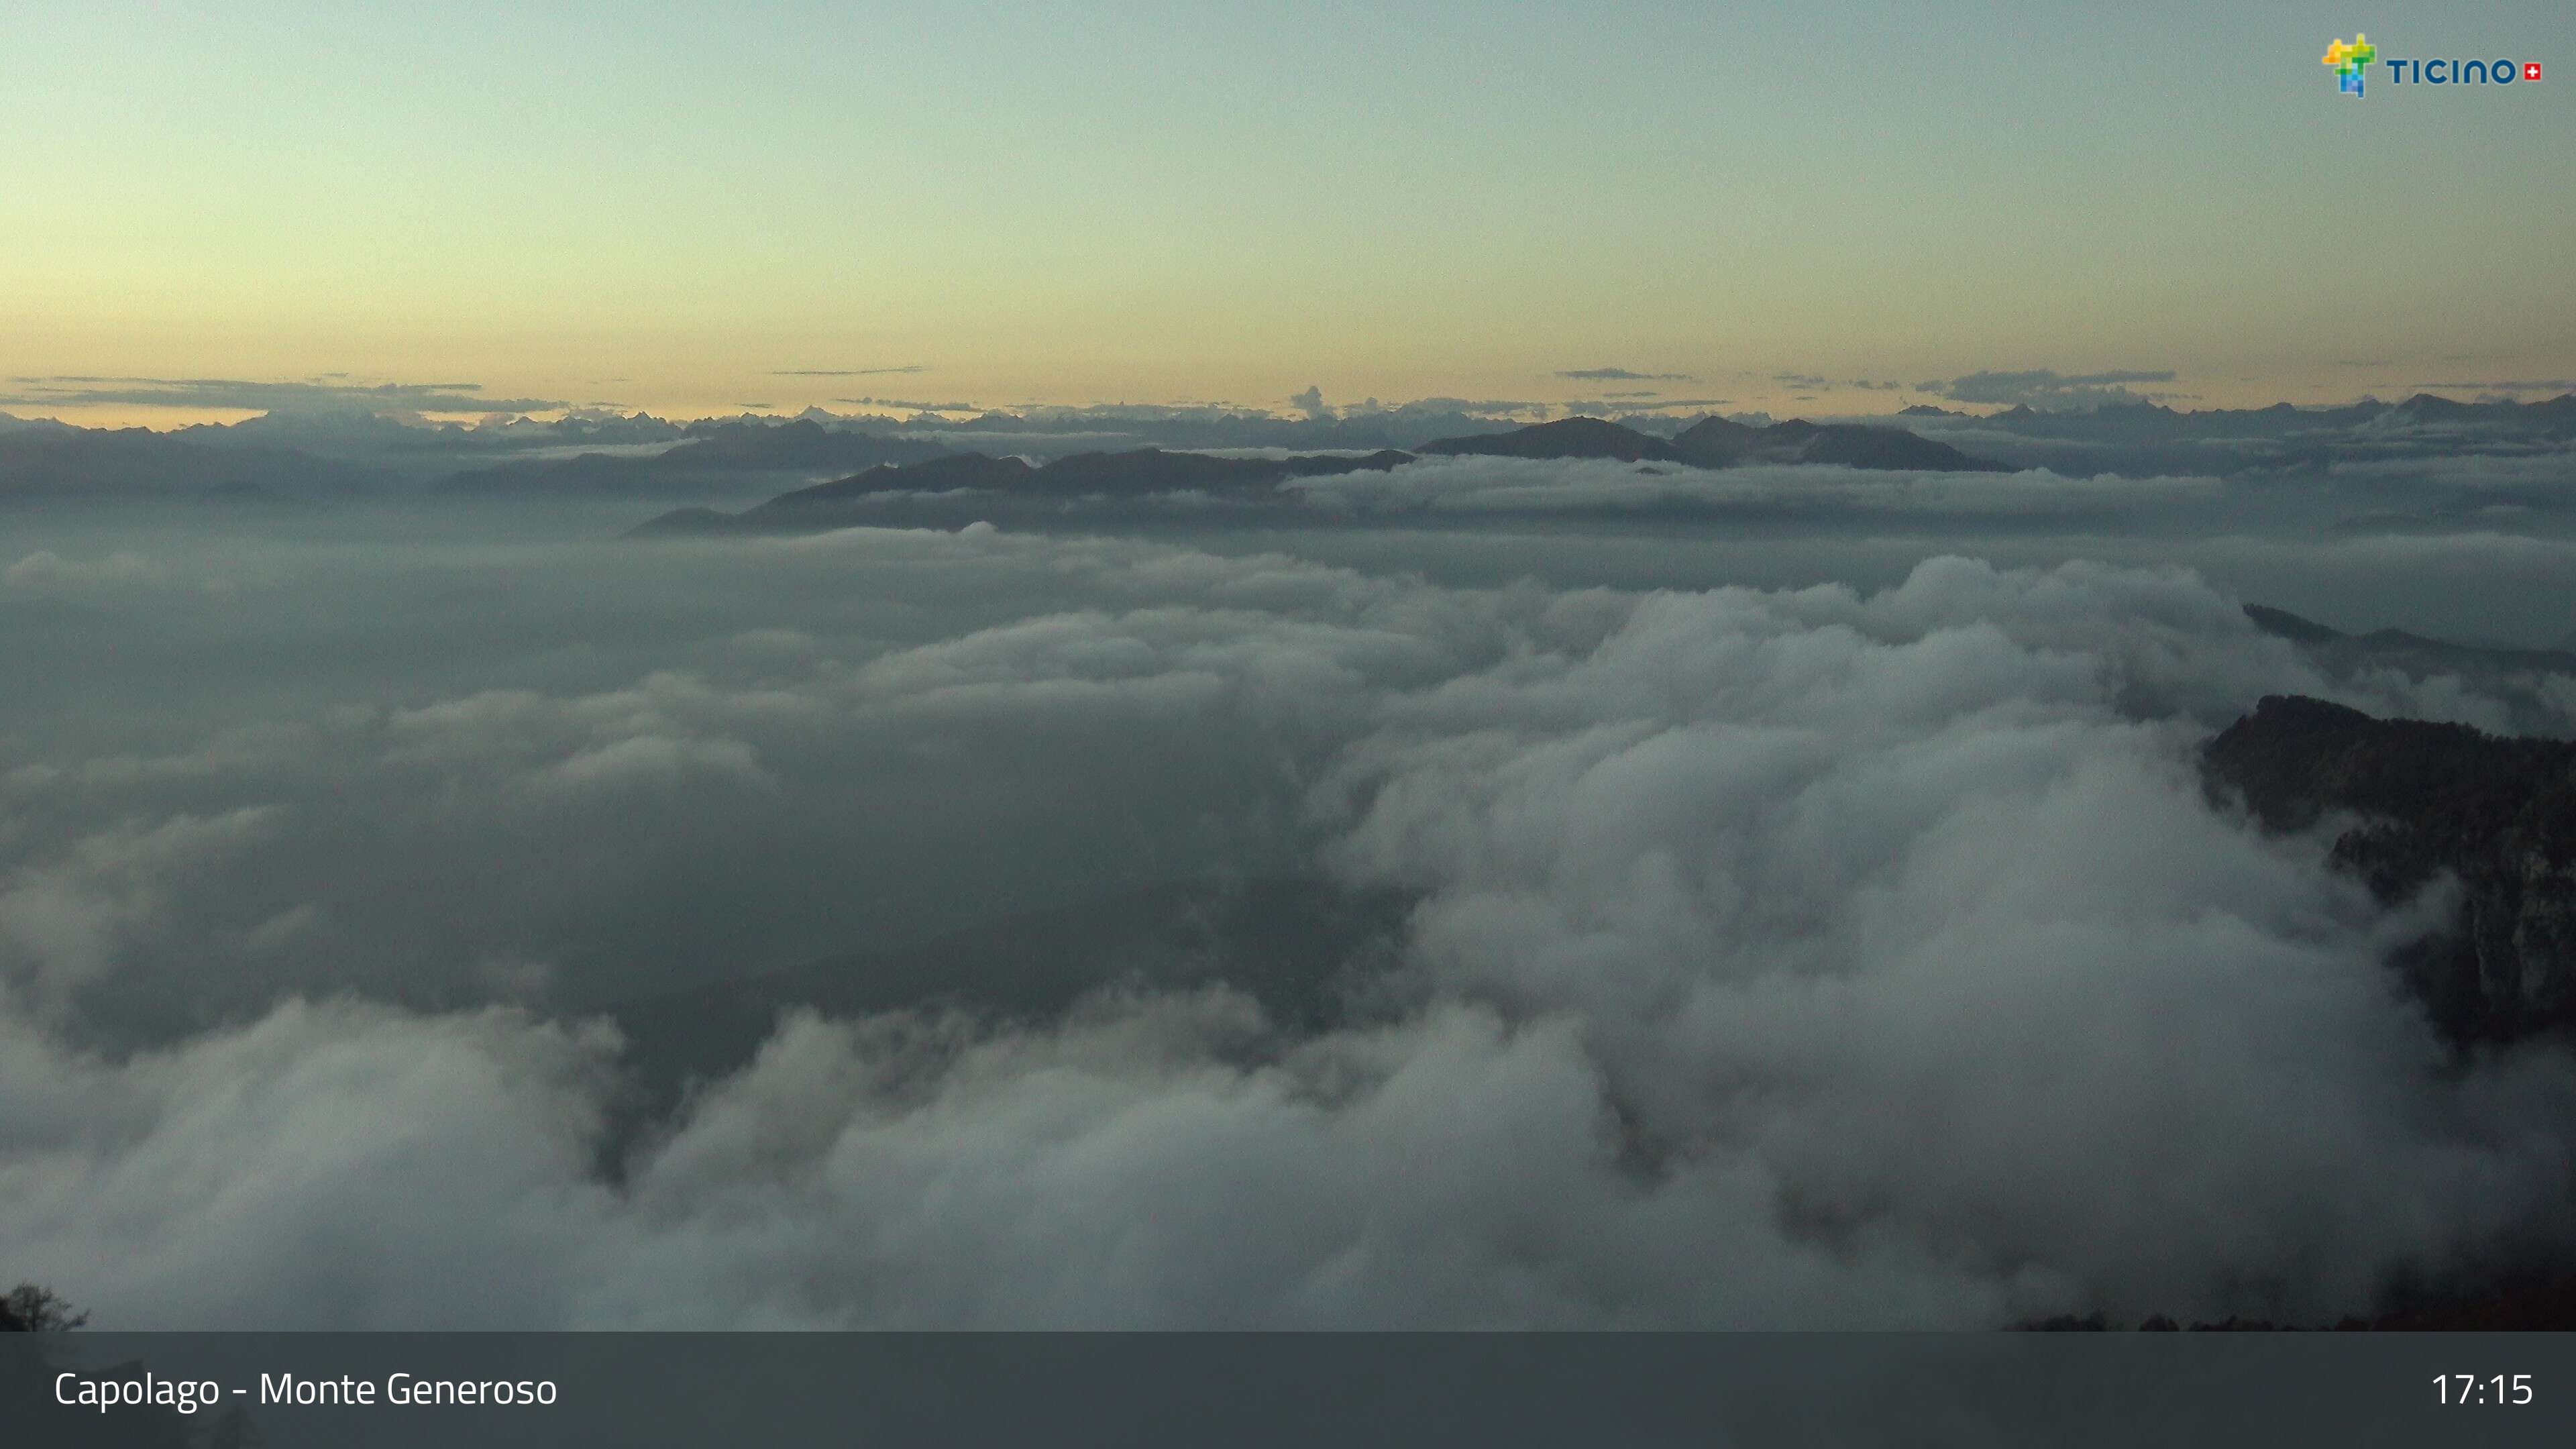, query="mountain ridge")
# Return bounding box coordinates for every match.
[2202,694,2576,1044]
[634,417,2009,533]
